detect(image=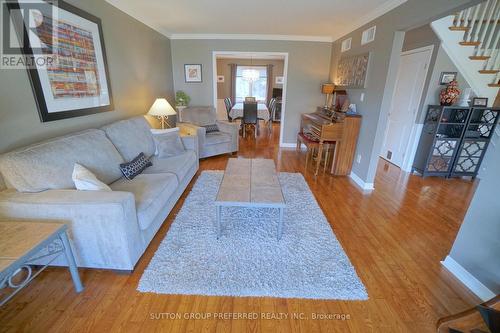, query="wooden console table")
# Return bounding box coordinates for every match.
[0,221,83,306]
